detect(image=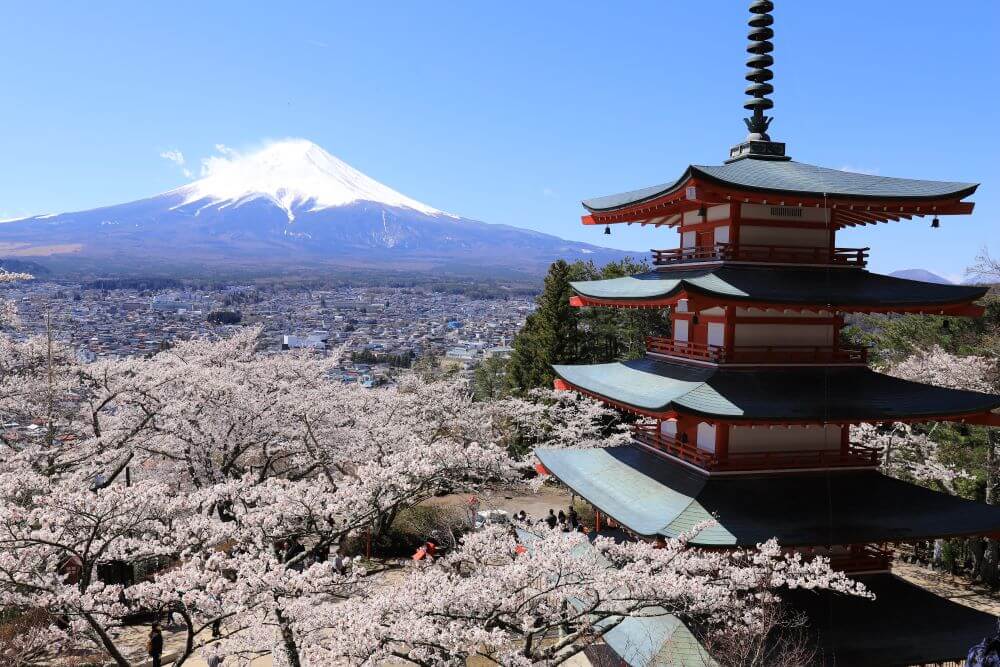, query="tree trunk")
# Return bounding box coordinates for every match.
[82,610,131,667]
[274,607,302,667]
